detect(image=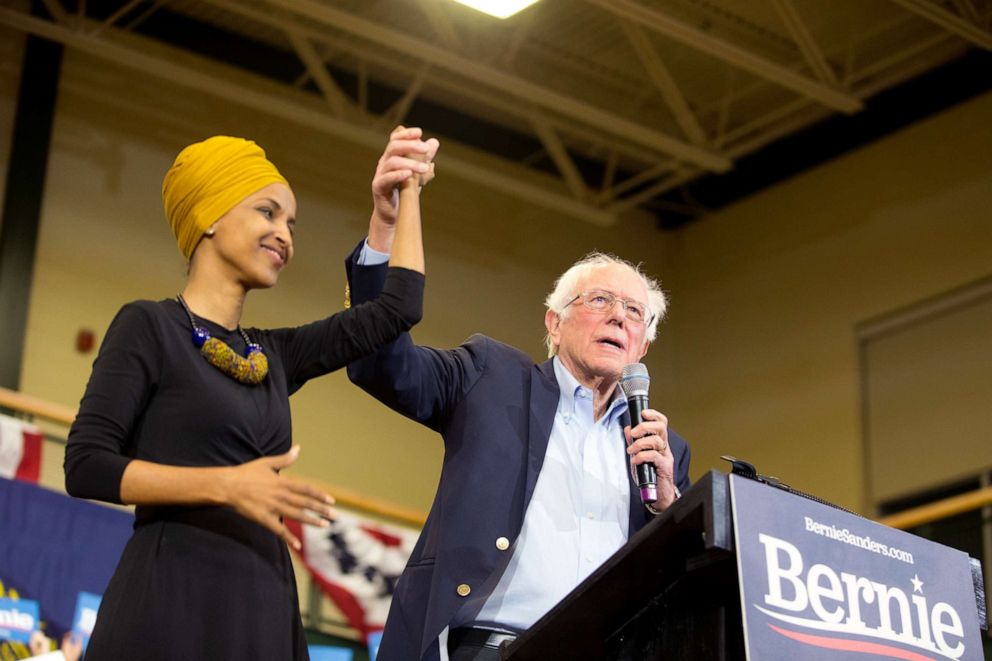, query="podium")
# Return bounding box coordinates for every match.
[503,470,741,660]
[503,470,986,661]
